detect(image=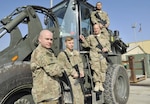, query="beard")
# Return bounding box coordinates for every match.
[96,8,101,11]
